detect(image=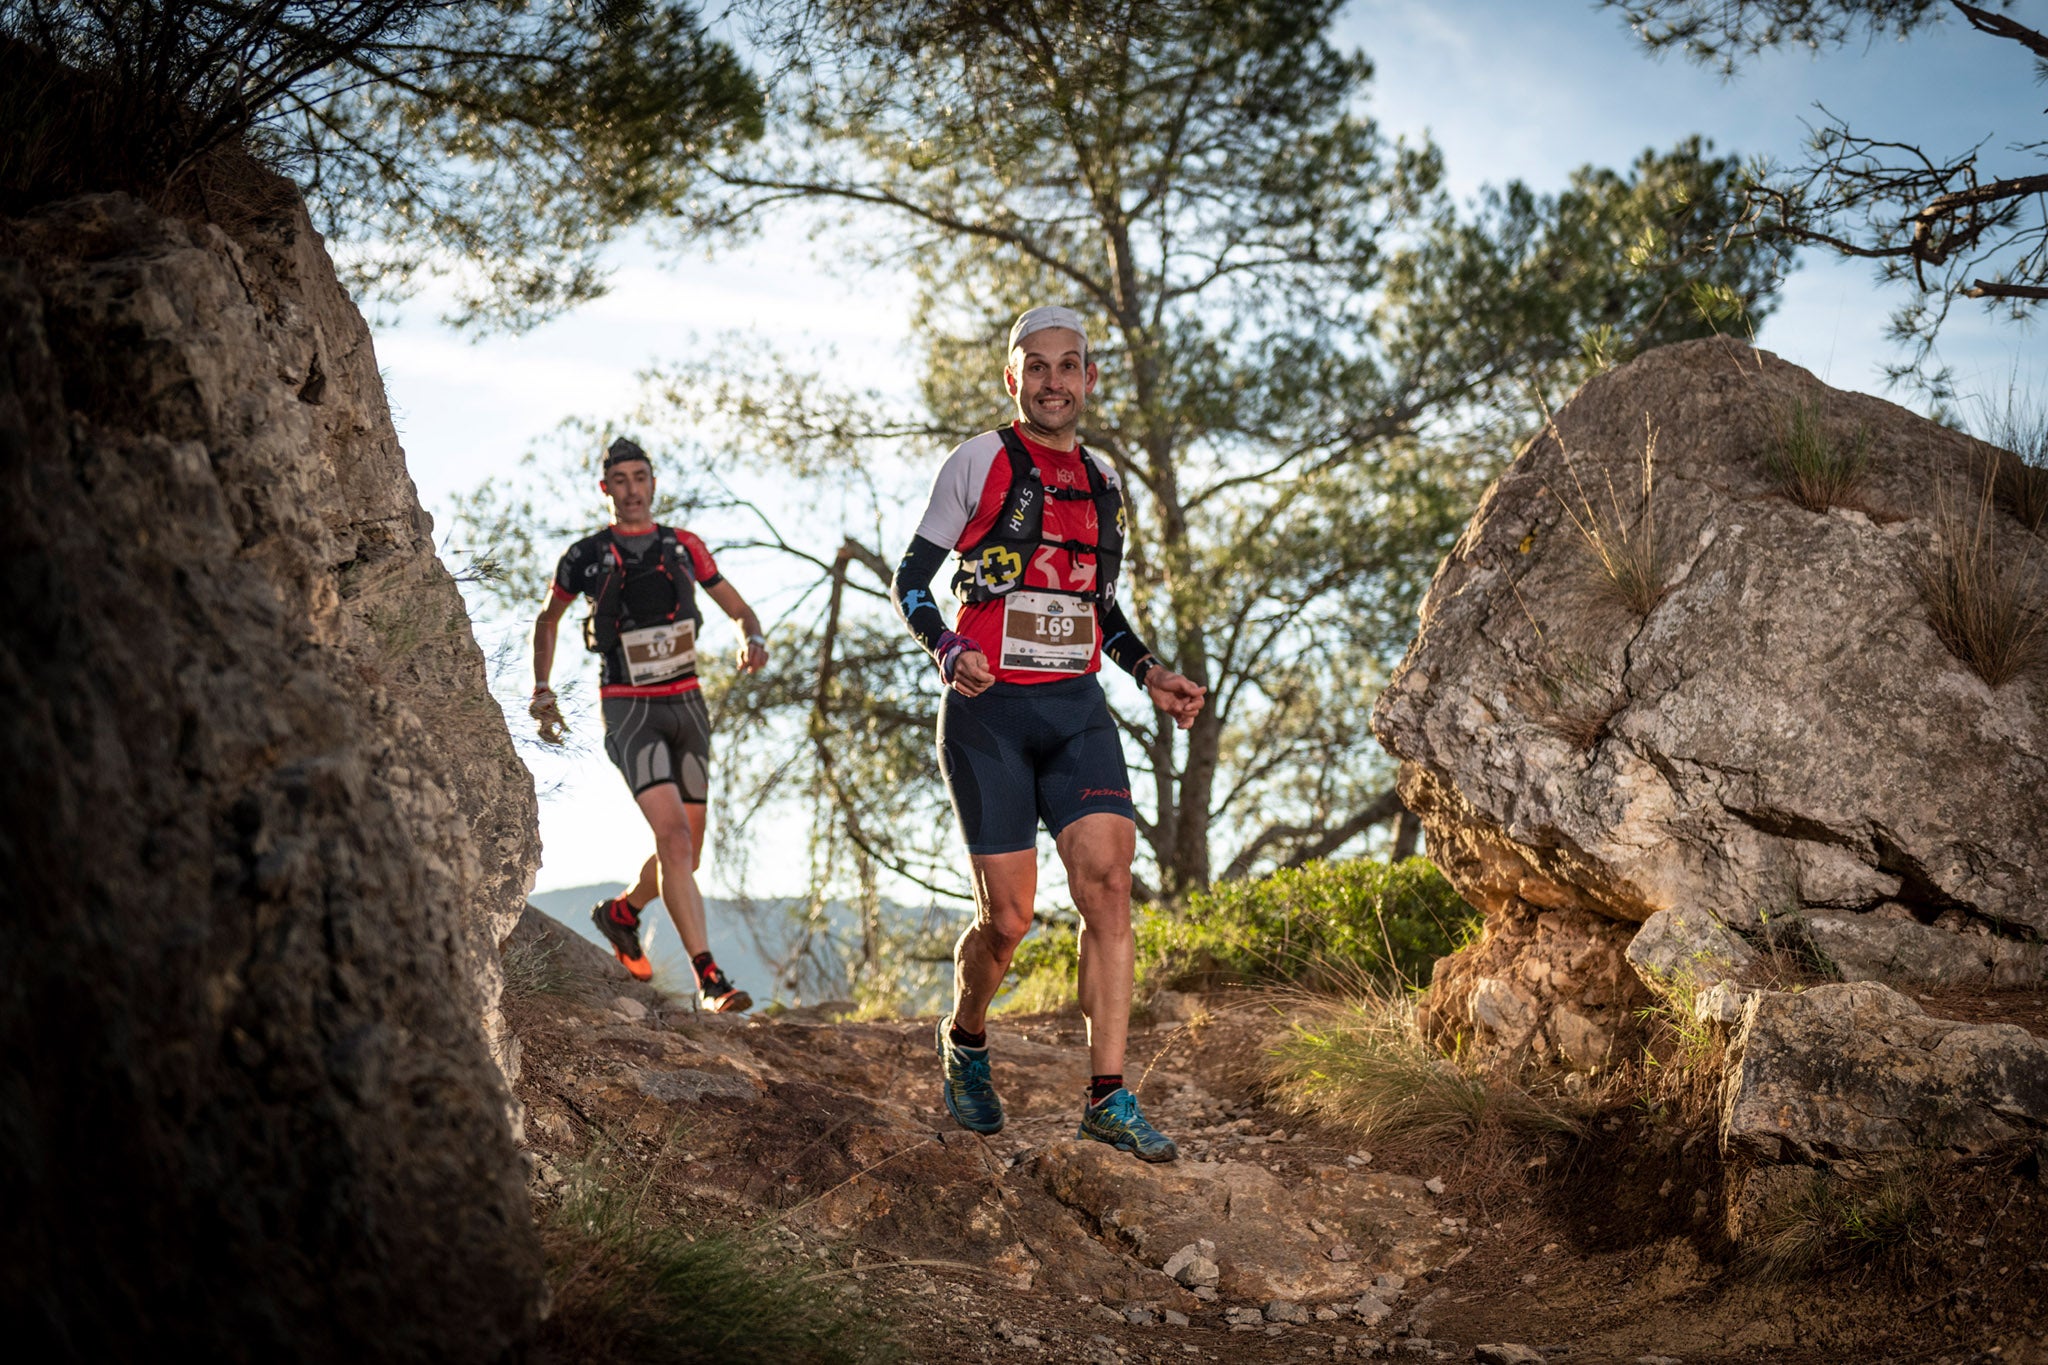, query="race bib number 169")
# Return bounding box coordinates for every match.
[998,592,1095,673]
